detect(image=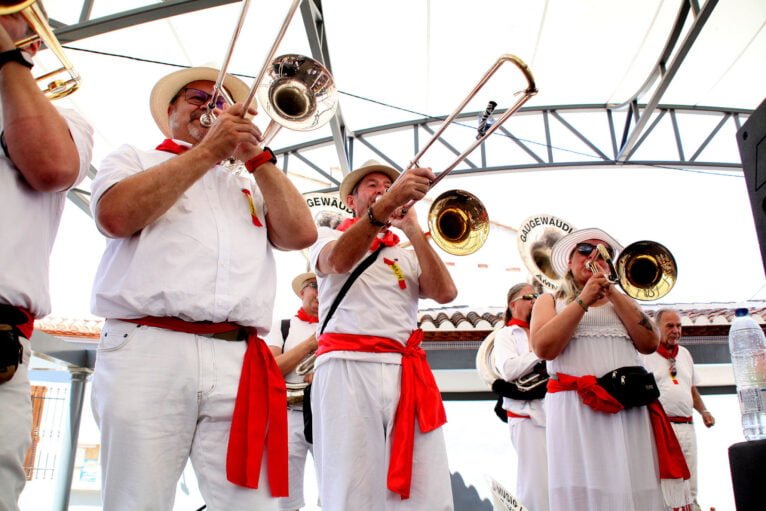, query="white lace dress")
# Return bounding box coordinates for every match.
[544,301,664,511]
